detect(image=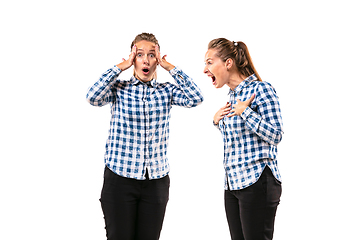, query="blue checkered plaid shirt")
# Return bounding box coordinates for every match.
[215,74,283,190]
[87,66,204,180]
